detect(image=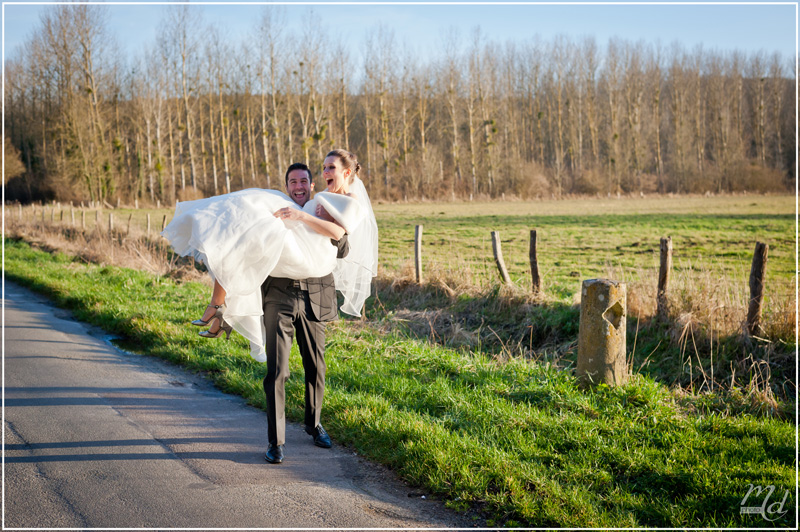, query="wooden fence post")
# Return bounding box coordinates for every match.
[126,213,132,236]
[135,198,139,209]
[161,214,167,232]
[95,210,100,229]
[81,210,86,230]
[657,236,673,319]
[491,231,512,285]
[147,213,151,235]
[50,208,55,222]
[529,229,542,294]
[18,204,22,220]
[108,212,114,236]
[70,207,75,226]
[414,224,423,284]
[746,242,768,336]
